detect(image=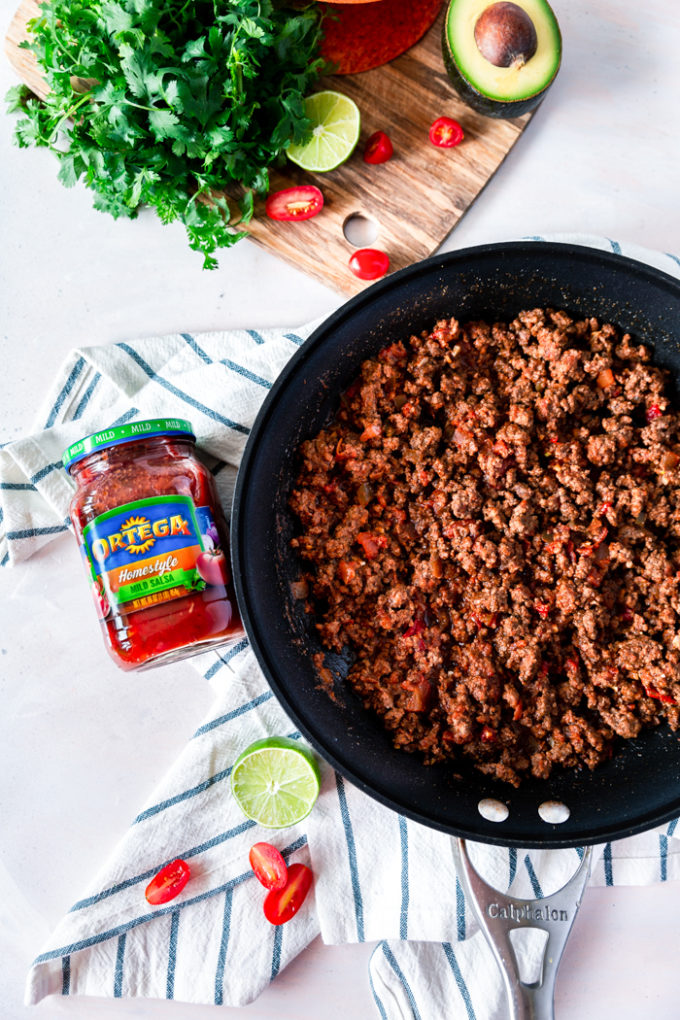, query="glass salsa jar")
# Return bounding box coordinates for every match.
[63,418,243,671]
